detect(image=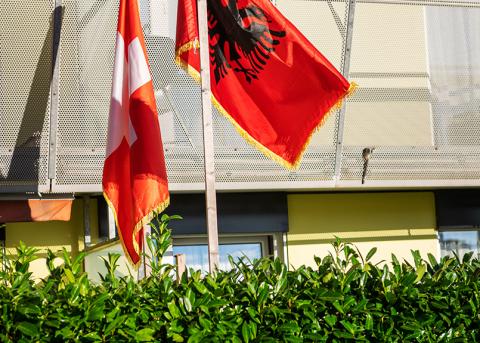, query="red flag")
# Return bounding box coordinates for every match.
[176,0,356,169]
[103,0,169,266]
